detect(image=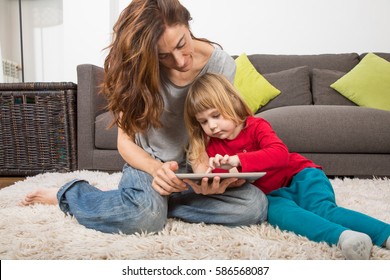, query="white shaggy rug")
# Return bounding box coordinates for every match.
[0,170,389,260]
